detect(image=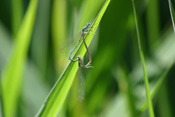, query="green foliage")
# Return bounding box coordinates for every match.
[1,0,38,116]
[12,0,23,37]
[131,0,154,116]
[36,1,110,116]
[0,0,175,117]
[168,0,175,33]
